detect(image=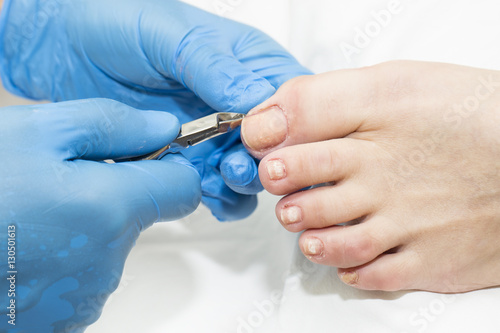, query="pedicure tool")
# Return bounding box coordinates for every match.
[133,112,246,161]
